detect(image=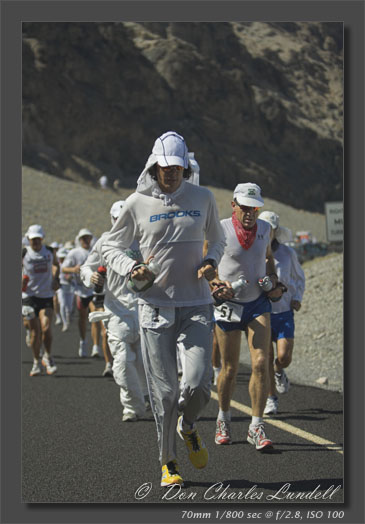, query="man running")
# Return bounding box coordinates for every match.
[62,228,102,357]
[259,211,305,415]
[211,183,278,451]
[22,224,60,376]
[80,201,149,413]
[102,131,226,486]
